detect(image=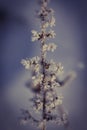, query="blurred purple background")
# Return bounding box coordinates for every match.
[0,0,87,130]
